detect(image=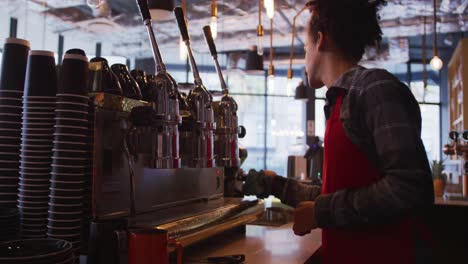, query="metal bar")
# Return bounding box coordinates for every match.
[9,17,17,38]
[57,35,64,65]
